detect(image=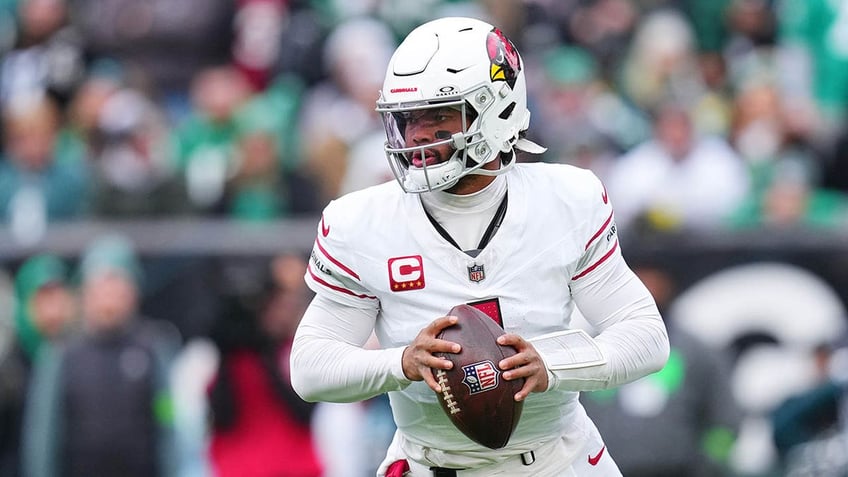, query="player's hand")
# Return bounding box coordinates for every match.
[402,315,462,393]
[496,334,549,402]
